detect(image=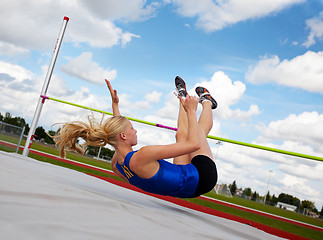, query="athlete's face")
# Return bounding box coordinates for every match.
[125,120,137,146]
